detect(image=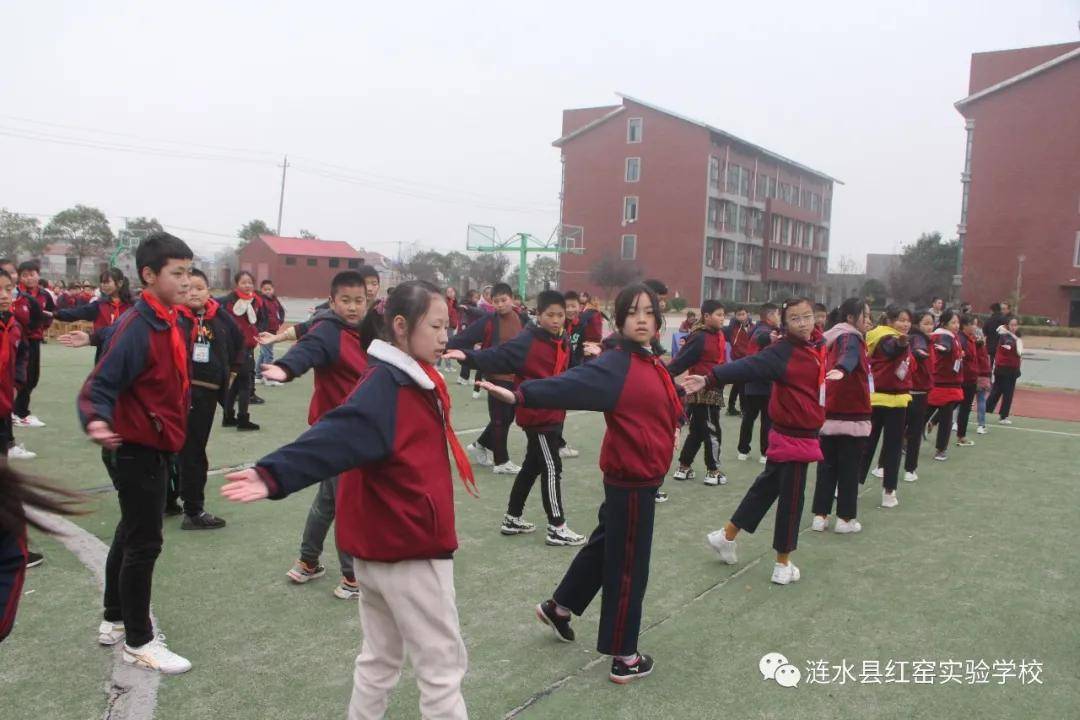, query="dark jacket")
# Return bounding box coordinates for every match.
[0,314,28,419]
[743,321,778,396]
[217,292,267,349]
[186,301,245,401]
[261,294,286,334]
[666,325,726,378]
[56,298,132,332]
[17,286,53,341]
[448,310,526,382]
[908,330,935,392]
